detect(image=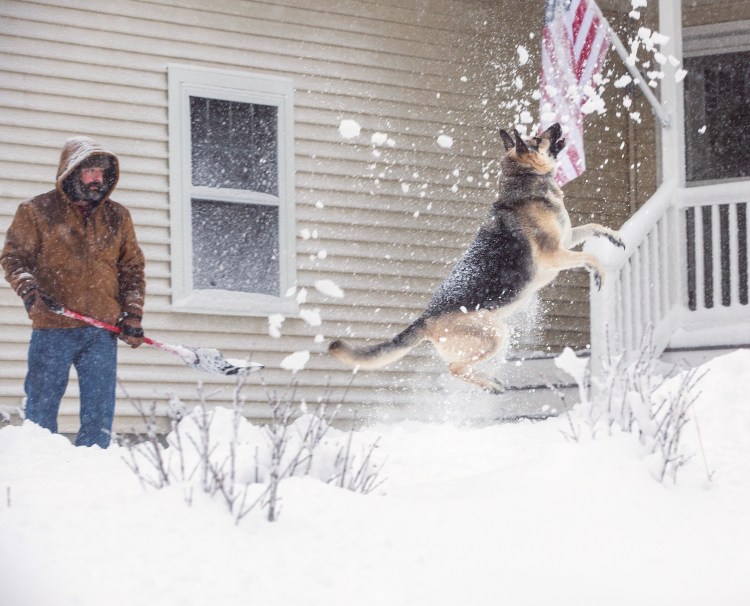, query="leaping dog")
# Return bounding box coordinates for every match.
[329,123,625,393]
